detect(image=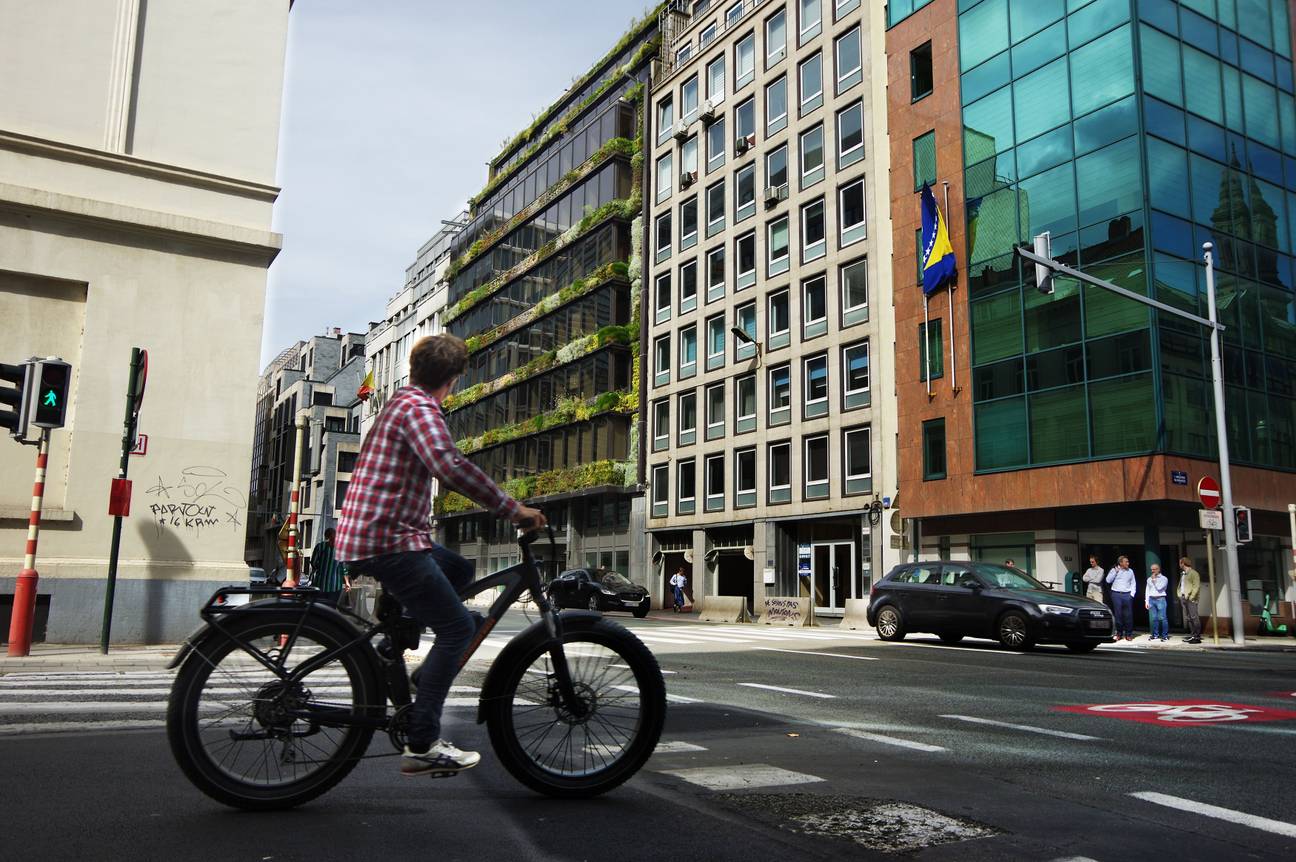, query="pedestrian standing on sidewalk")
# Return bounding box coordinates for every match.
[670,567,689,612]
[1082,555,1105,603]
[1106,556,1138,641]
[309,527,351,605]
[1178,556,1203,644]
[1144,563,1169,642]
